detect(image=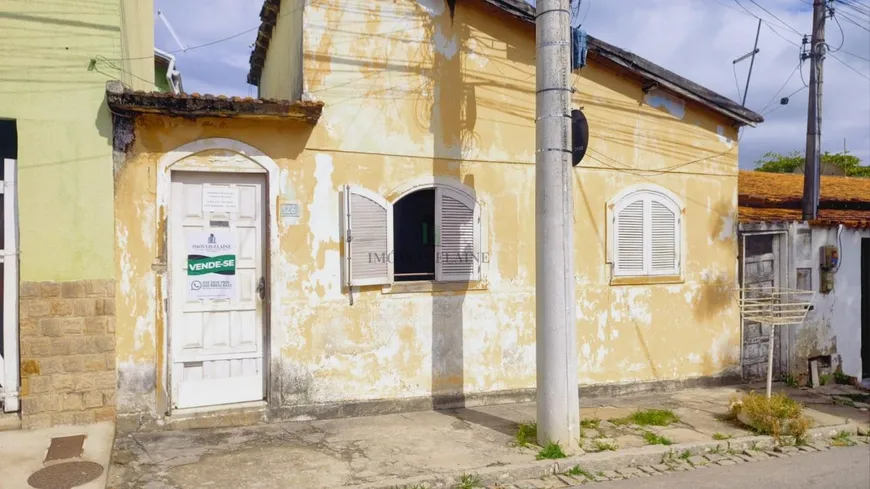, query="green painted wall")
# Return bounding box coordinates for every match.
[154,62,171,93]
[0,0,152,282]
